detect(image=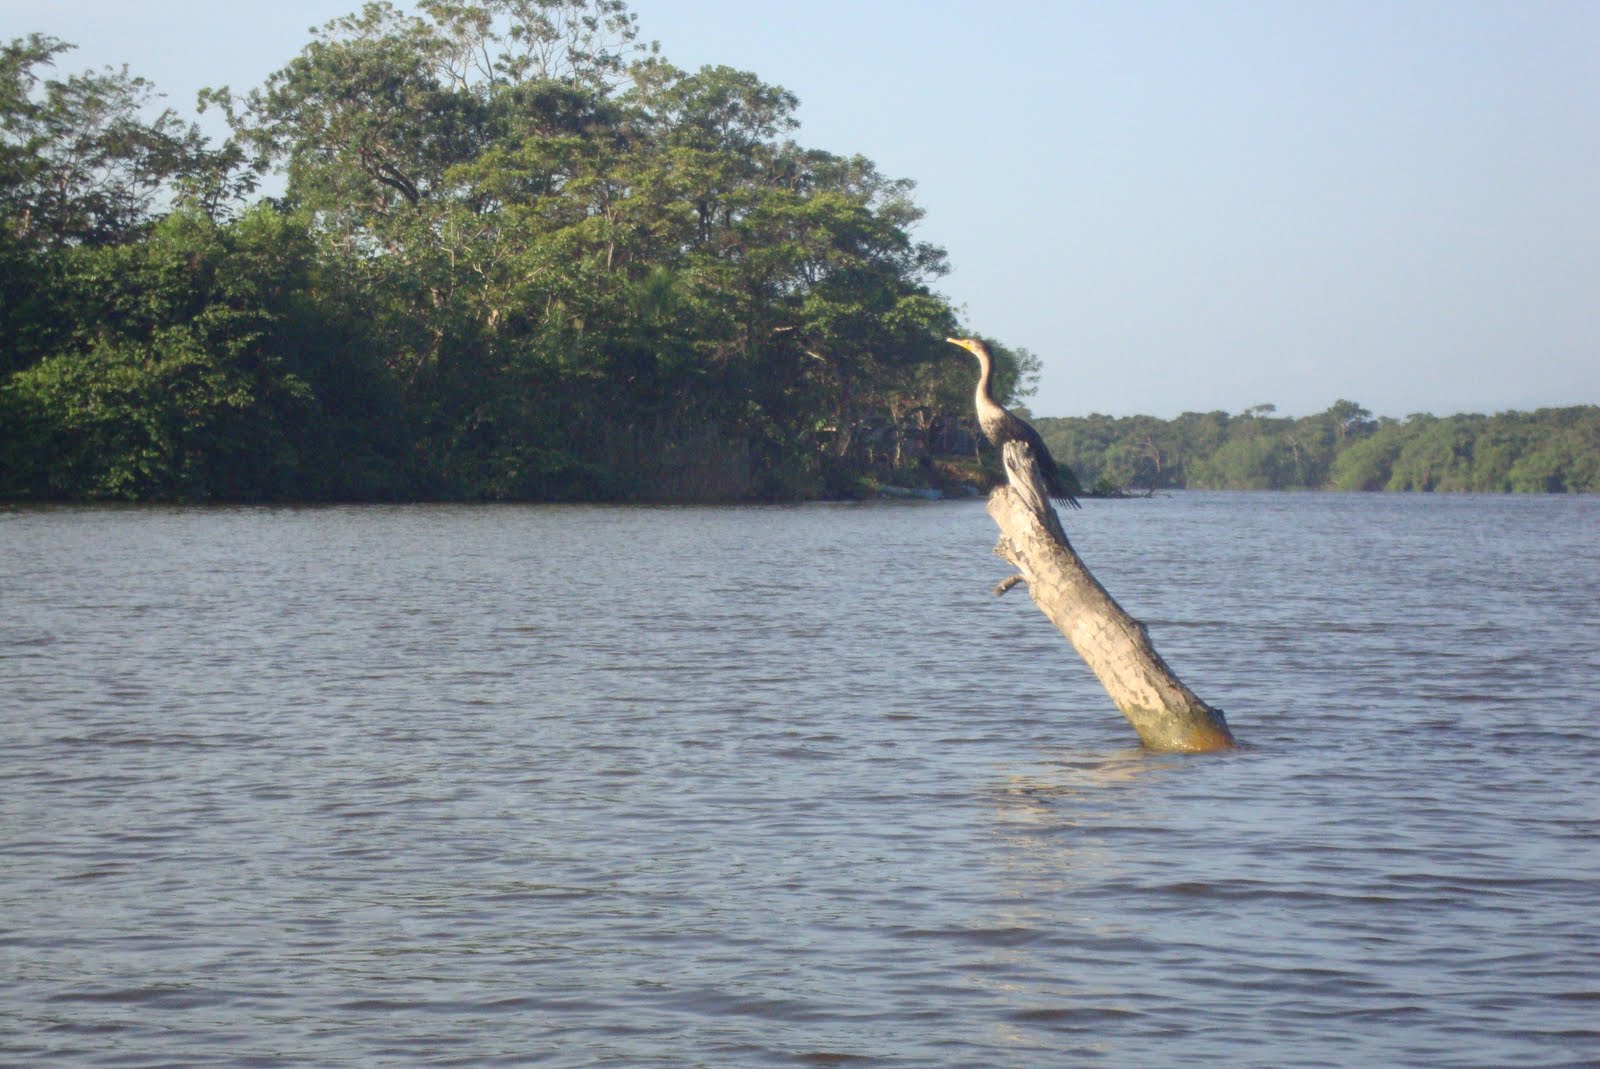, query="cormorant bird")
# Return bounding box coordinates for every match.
[948,337,1084,509]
